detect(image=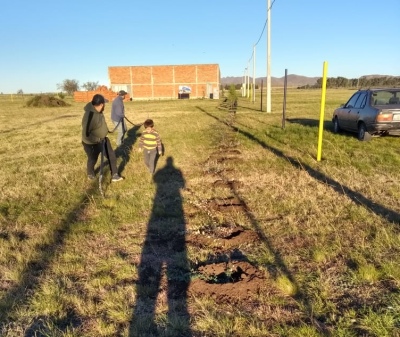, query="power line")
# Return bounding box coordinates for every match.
[255,0,276,47]
[246,0,277,63]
